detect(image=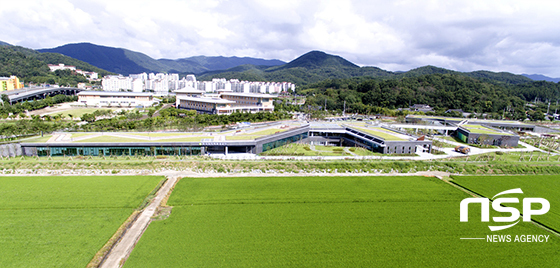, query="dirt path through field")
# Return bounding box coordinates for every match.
[99,176,178,268]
